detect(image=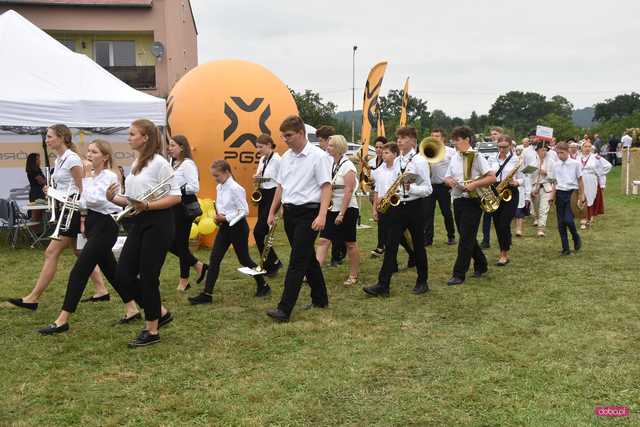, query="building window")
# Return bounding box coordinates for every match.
[95,41,136,67]
[59,40,76,51]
